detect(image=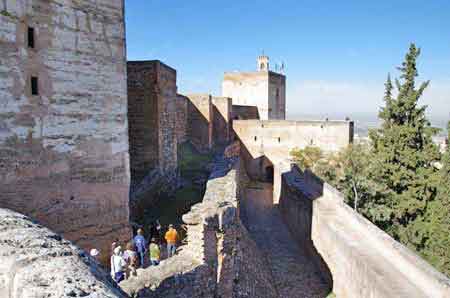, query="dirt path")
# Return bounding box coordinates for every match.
[242,182,330,298]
